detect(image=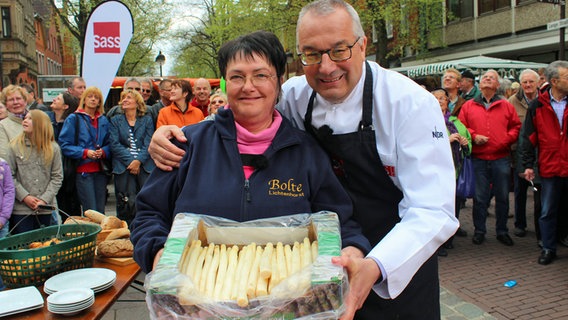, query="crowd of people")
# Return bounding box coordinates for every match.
[0,74,227,235]
[430,64,568,266]
[0,1,566,318]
